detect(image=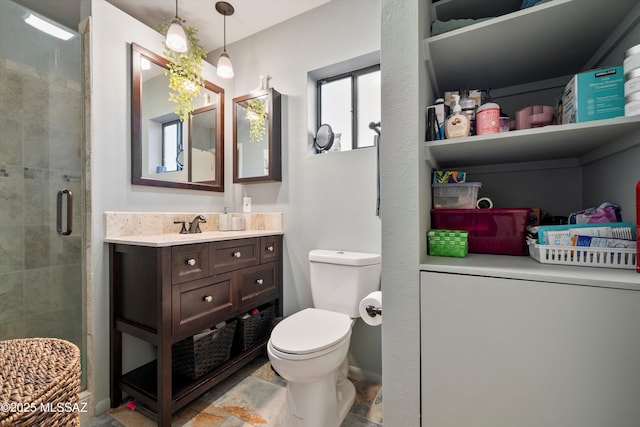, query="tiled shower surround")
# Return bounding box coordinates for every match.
[0,56,85,383]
